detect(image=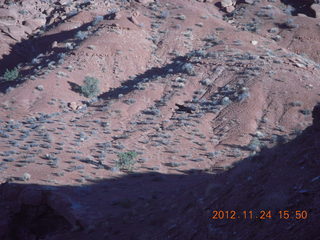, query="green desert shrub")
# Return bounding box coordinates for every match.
[80,76,100,98]
[3,67,19,81]
[75,30,88,40]
[115,151,138,171]
[181,63,196,76]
